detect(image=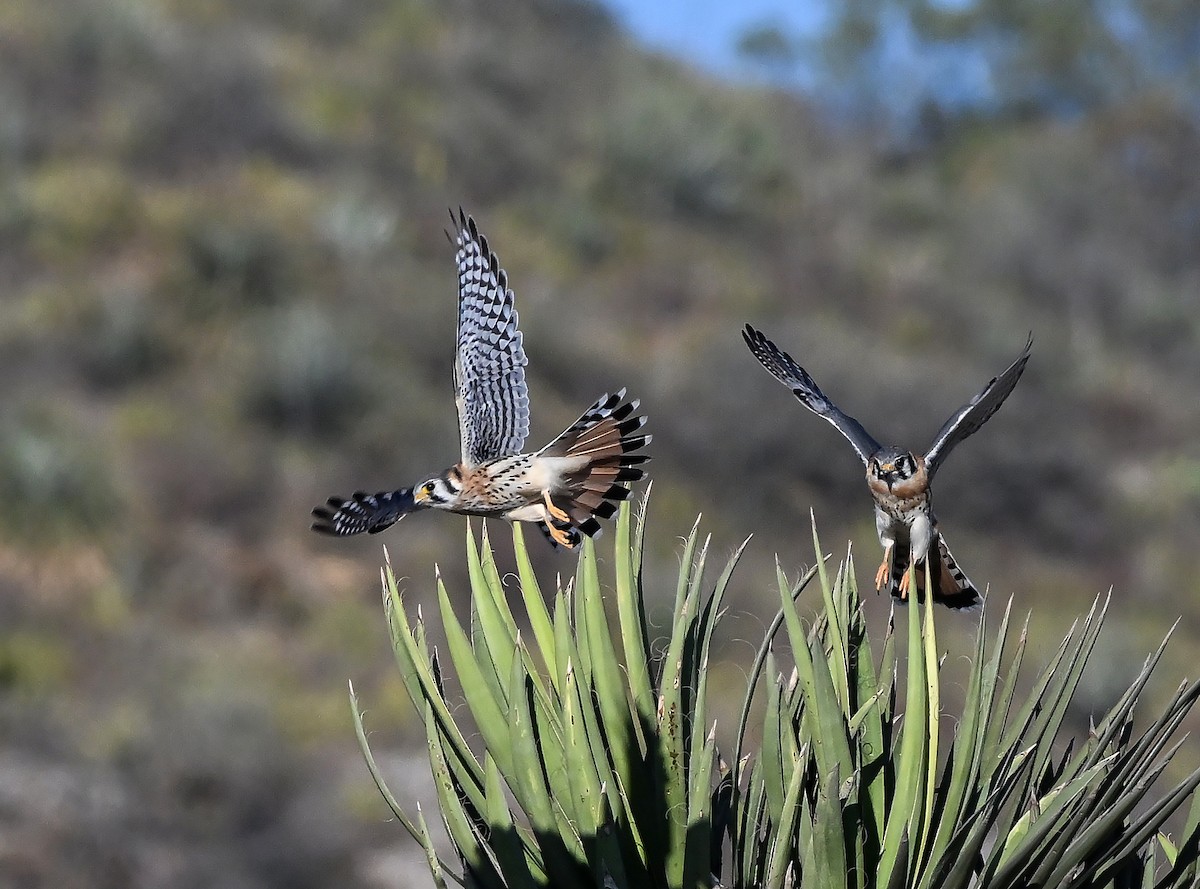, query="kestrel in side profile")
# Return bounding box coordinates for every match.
[742,324,1032,609]
[312,210,650,548]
